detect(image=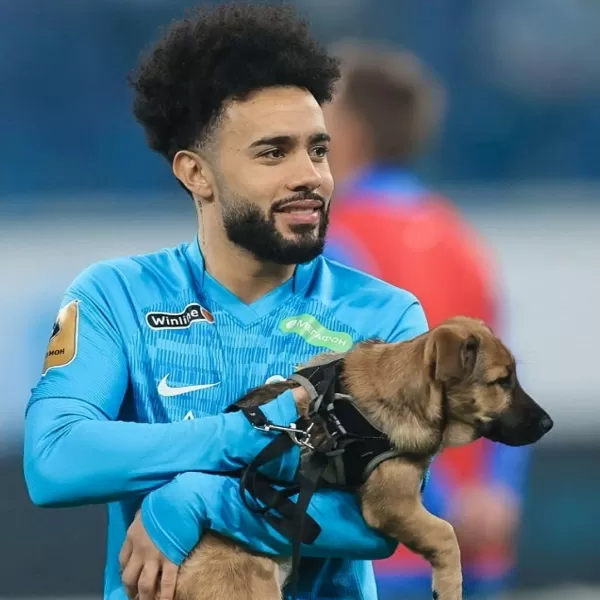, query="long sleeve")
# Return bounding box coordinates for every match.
[23,390,299,508]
